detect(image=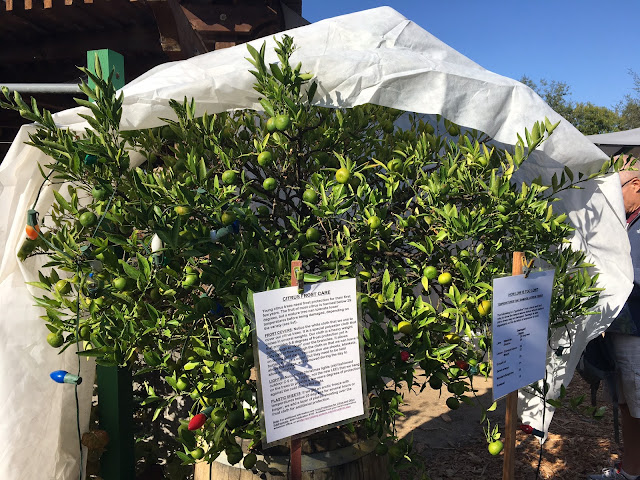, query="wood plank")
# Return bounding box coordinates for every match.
[0,25,163,66]
[146,0,200,60]
[502,251,525,480]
